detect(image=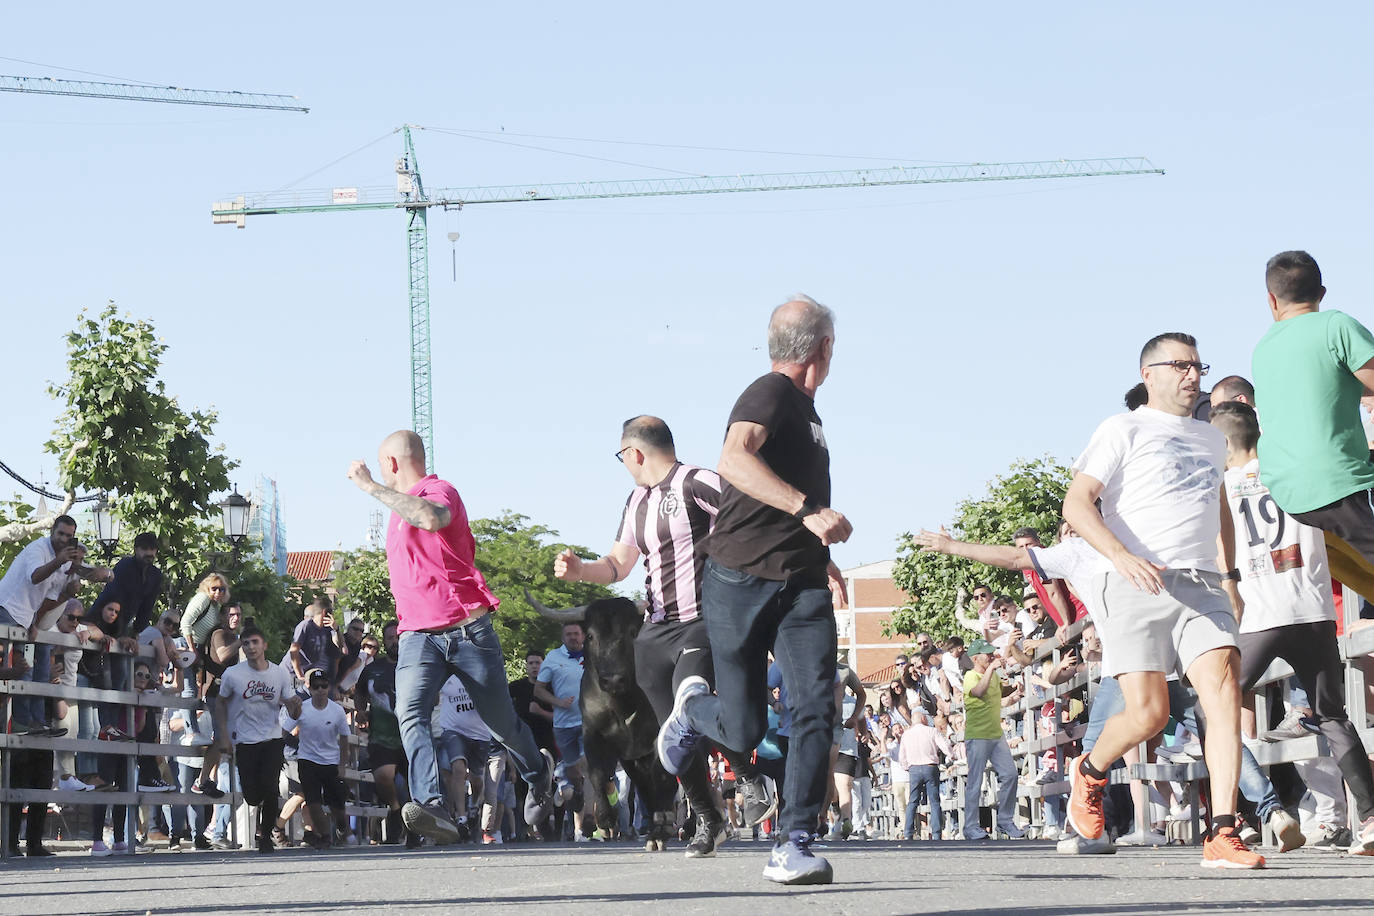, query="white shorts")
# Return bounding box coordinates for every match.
[1091,568,1237,677]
